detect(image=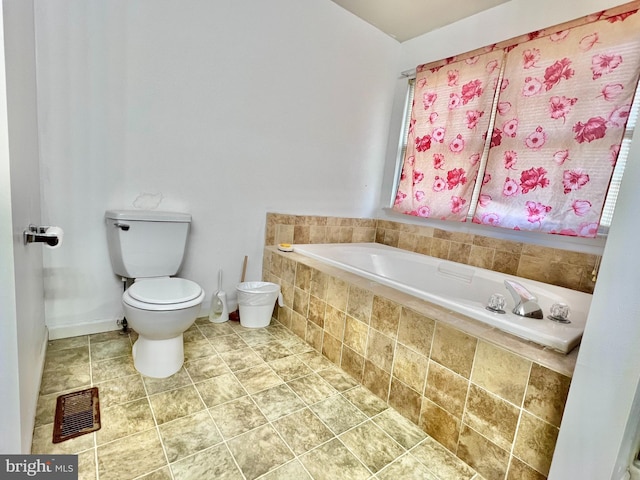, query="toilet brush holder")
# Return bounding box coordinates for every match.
[209,291,229,323]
